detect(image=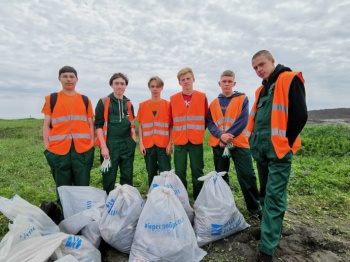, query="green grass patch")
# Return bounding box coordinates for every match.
[0,120,349,239]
